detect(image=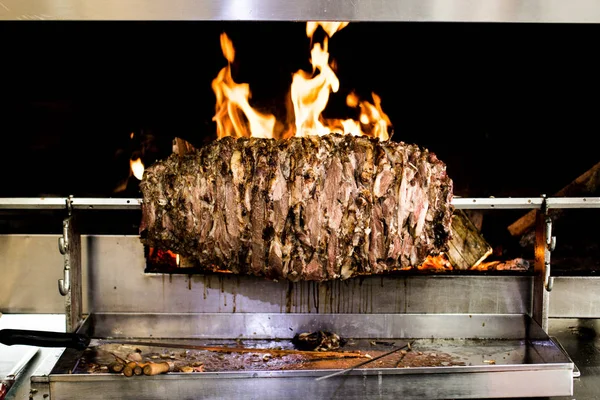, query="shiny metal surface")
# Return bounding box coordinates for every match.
[548,318,600,400]
[88,313,544,340]
[549,277,600,318]
[9,316,597,400]
[533,210,551,331]
[41,313,574,399]
[46,369,572,400]
[0,198,141,210]
[5,234,600,318]
[546,197,600,208]
[60,215,83,333]
[453,197,600,209]
[0,235,533,315]
[453,197,543,209]
[2,196,600,210]
[1,0,600,22]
